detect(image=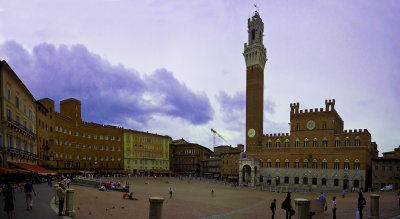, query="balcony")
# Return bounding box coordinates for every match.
[7,147,38,159]
[6,117,36,139]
